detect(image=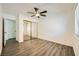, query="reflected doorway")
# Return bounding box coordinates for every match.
[23,20,37,41]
